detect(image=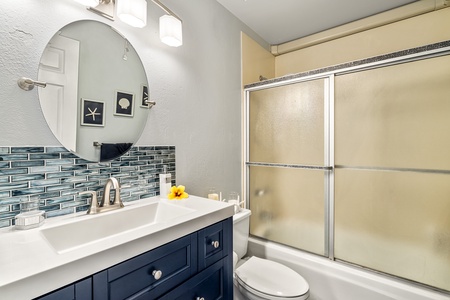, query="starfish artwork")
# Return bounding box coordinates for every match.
[81,99,104,126]
[85,107,101,121]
